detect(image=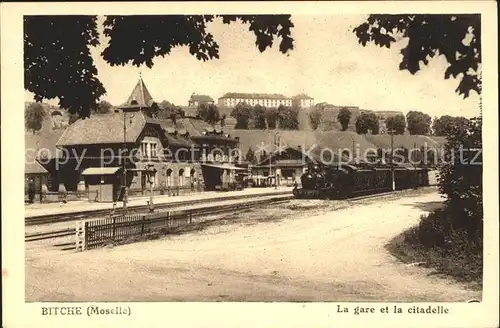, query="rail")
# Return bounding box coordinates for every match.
[25,190,293,226]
